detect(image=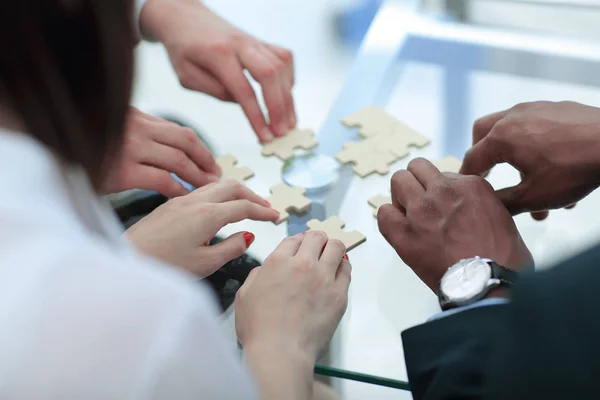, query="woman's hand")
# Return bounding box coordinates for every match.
[235,232,351,400]
[102,107,221,197]
[125,180,279,278]
[140,0,296,143]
